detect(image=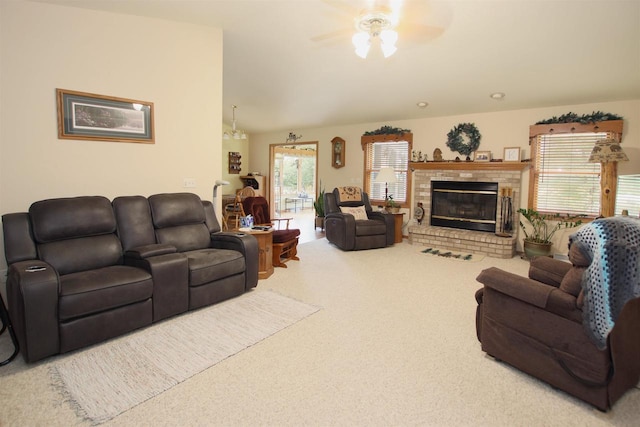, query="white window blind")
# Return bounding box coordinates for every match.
[533,132,610,217]
[616,174,640,216]
[365,141,409,204]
